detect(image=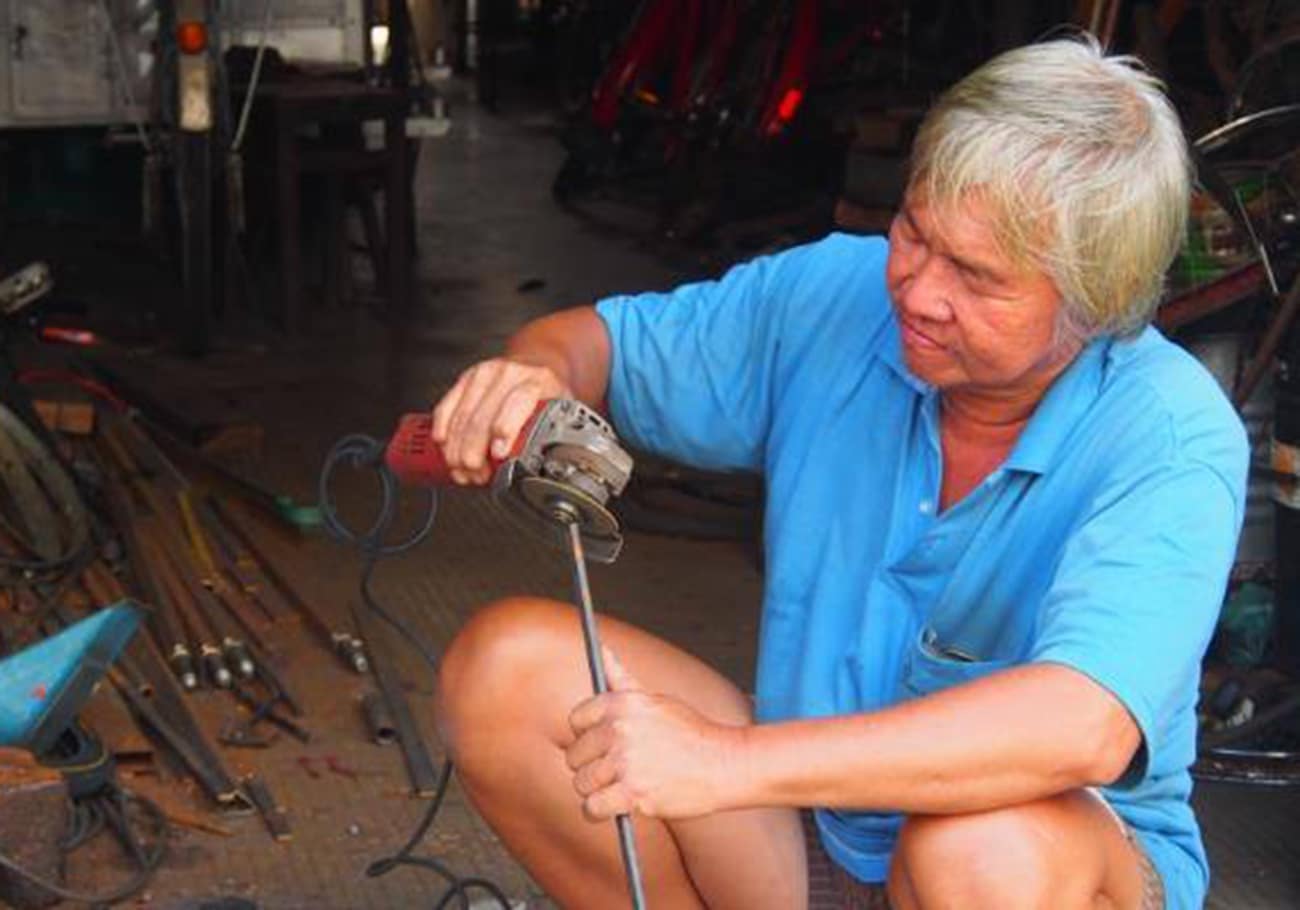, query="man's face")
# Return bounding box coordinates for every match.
[885,193,1080,398]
